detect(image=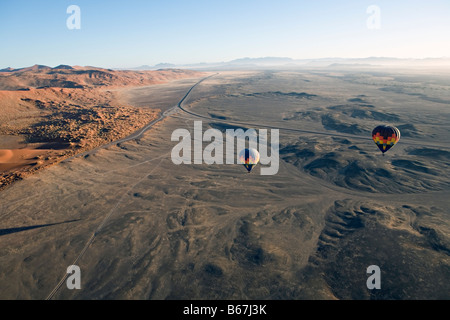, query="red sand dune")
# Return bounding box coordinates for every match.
[0,148,51,172]
[0,64,204,90]
[0,65,206,190]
